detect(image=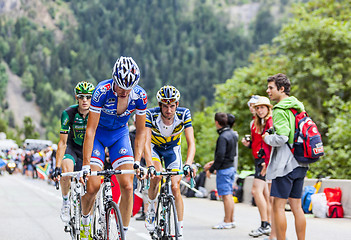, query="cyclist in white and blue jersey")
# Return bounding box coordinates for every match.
[80,56,148,240]
[144,85,196,238]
